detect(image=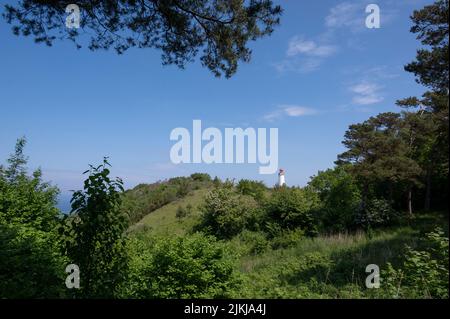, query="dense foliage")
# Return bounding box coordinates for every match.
[61,158,128,298]
[383,228,449,298]
[264,187,320,237]
[199,186,261,239]
[0,138,61,231]
[121,232,238,298]
[0,223,67,298]
[236,179,267,202]
[308,166,361,233]
[0,138,67,298]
